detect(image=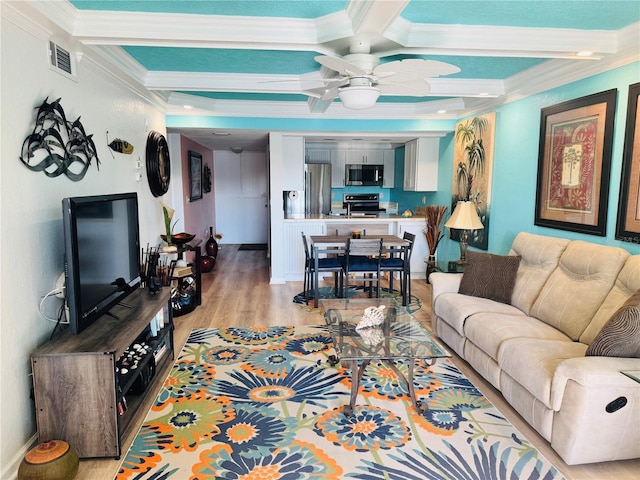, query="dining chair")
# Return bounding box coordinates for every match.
[380,231,415,304]
[340,237,384,298]
[302,233,344,305]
